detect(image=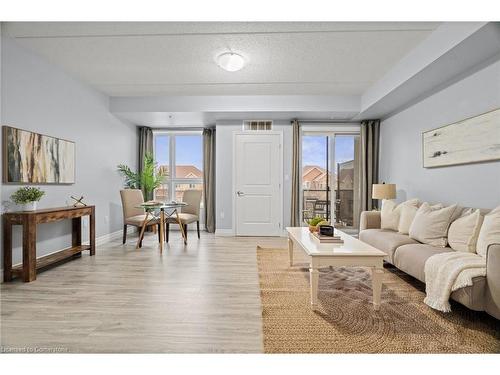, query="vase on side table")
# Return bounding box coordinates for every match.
[22,201,37,211]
